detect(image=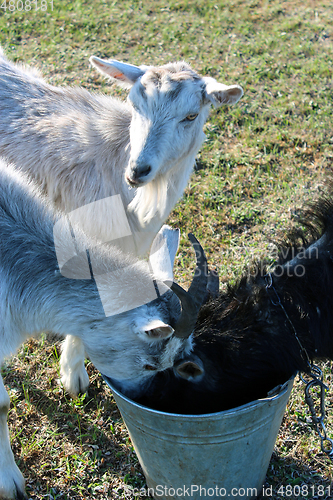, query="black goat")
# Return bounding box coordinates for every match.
[132,183,333,414]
